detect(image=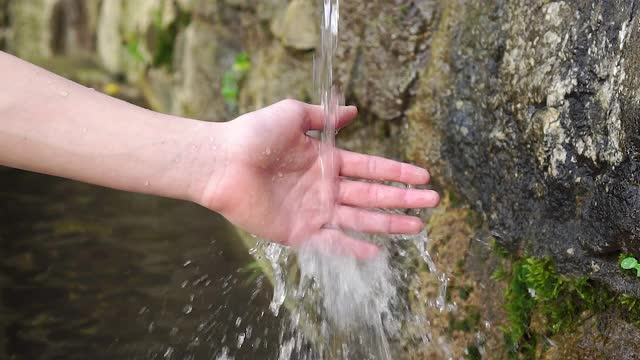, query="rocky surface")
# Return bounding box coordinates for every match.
[404,0,640,298]
[3,0,640,356]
